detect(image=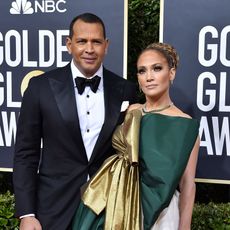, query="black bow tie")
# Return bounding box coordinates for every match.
[75,76,101,95]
